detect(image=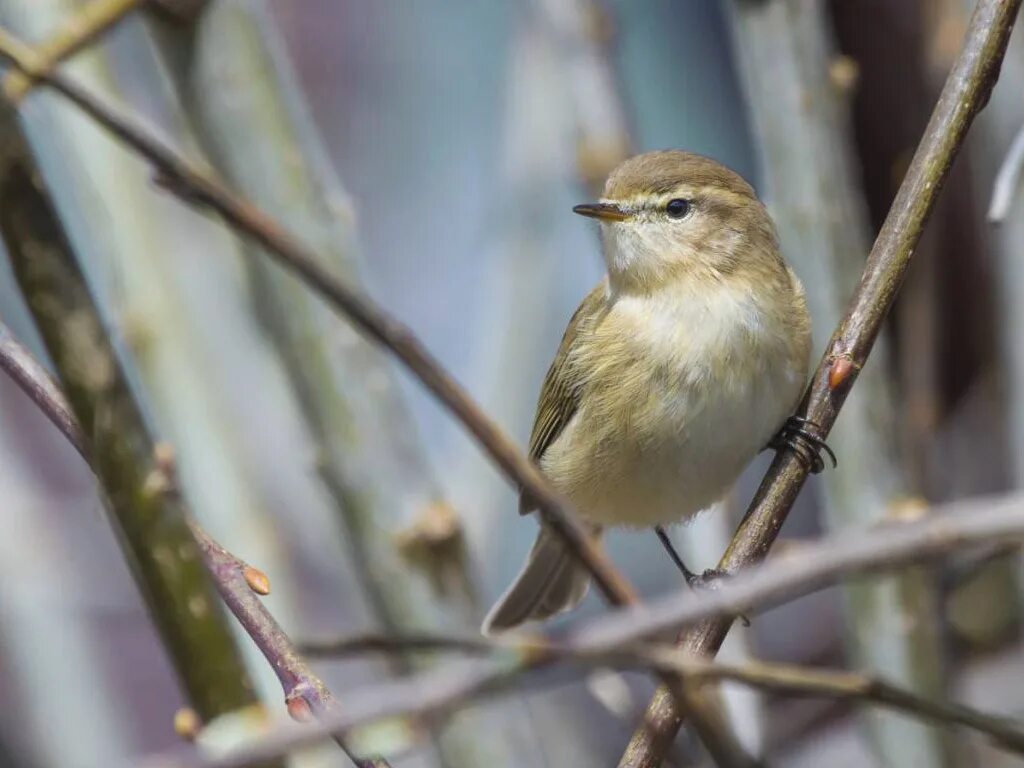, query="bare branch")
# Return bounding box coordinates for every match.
[2,0,143,102]
[184,514,387,768]
[0,320,85,459]
[0,22,637,619]
[0,114,384,768]
[0,21,769,764]
[140,626,1024,768]
[619,0,1024,763]
[0,105,258,724]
